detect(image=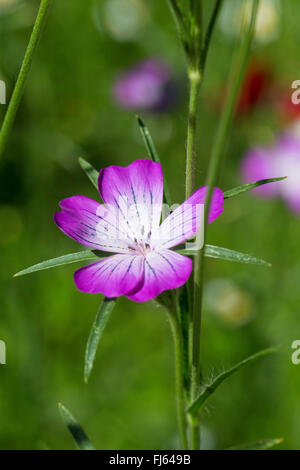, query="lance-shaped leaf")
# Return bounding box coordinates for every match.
[136,115,172,206]
[79,157,99,190]
[223,177,286,200]
[187,347,278,418]
[178,244,271,267]
[227,437,283,450]
[13,251,99,277]
[166,0,190,57]
[58,403,95,450]
[84,297,117,383]
[13,250,111,278]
